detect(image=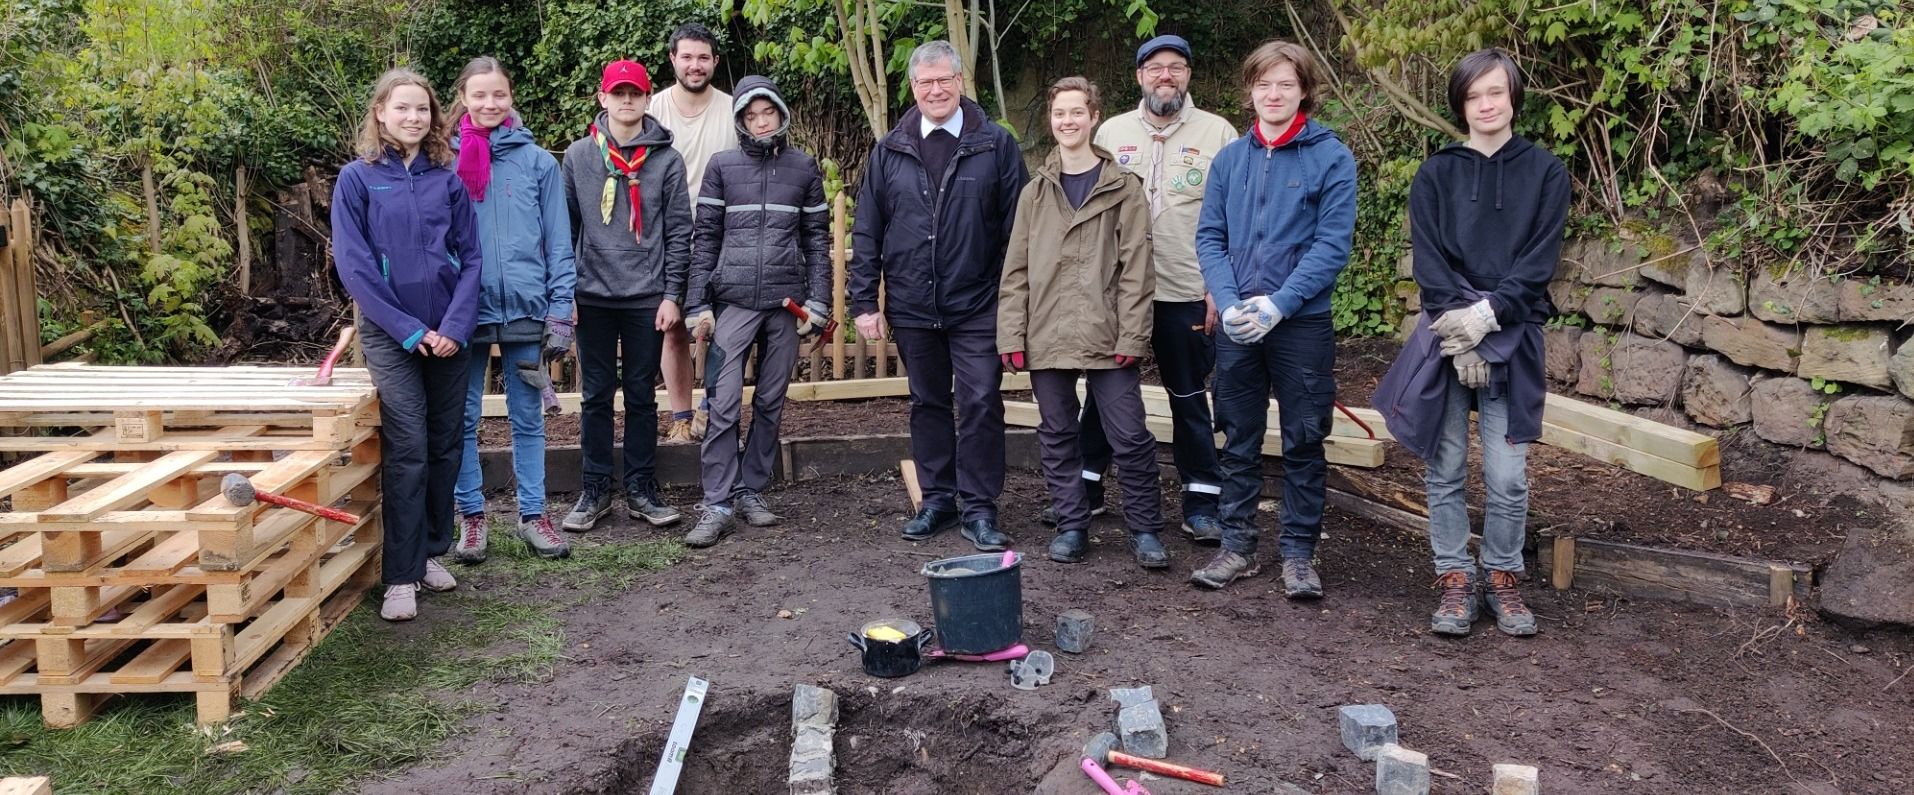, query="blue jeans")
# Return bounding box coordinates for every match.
[1425,374,1530,575]
[1214,313,1335,558]
[455,340,546,517]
